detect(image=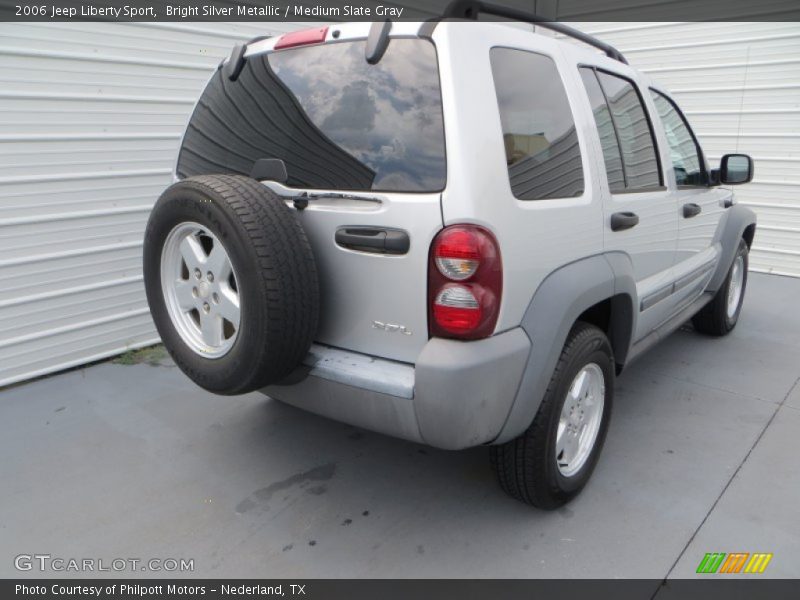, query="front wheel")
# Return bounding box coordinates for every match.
[491,322,614,509]
[692,238,749,336]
